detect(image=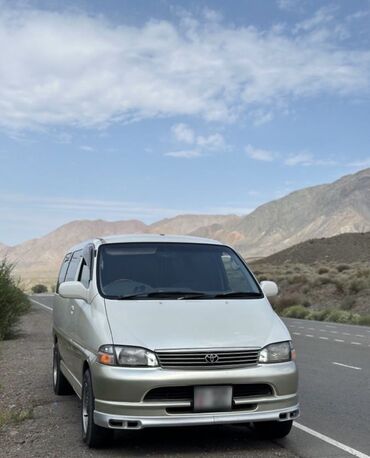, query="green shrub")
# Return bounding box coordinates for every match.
[325,310,359,324]
[273,293,303,313]
[31,284,48,294]
[314,275,333,286]
[349,279,367,294]
[0,259,30,340]
[307,309,330,321]
[358,315,370,326]
[318,267,329,275]
[282,305,310,319]
[337,264,351,273]
[288,274,308,285]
